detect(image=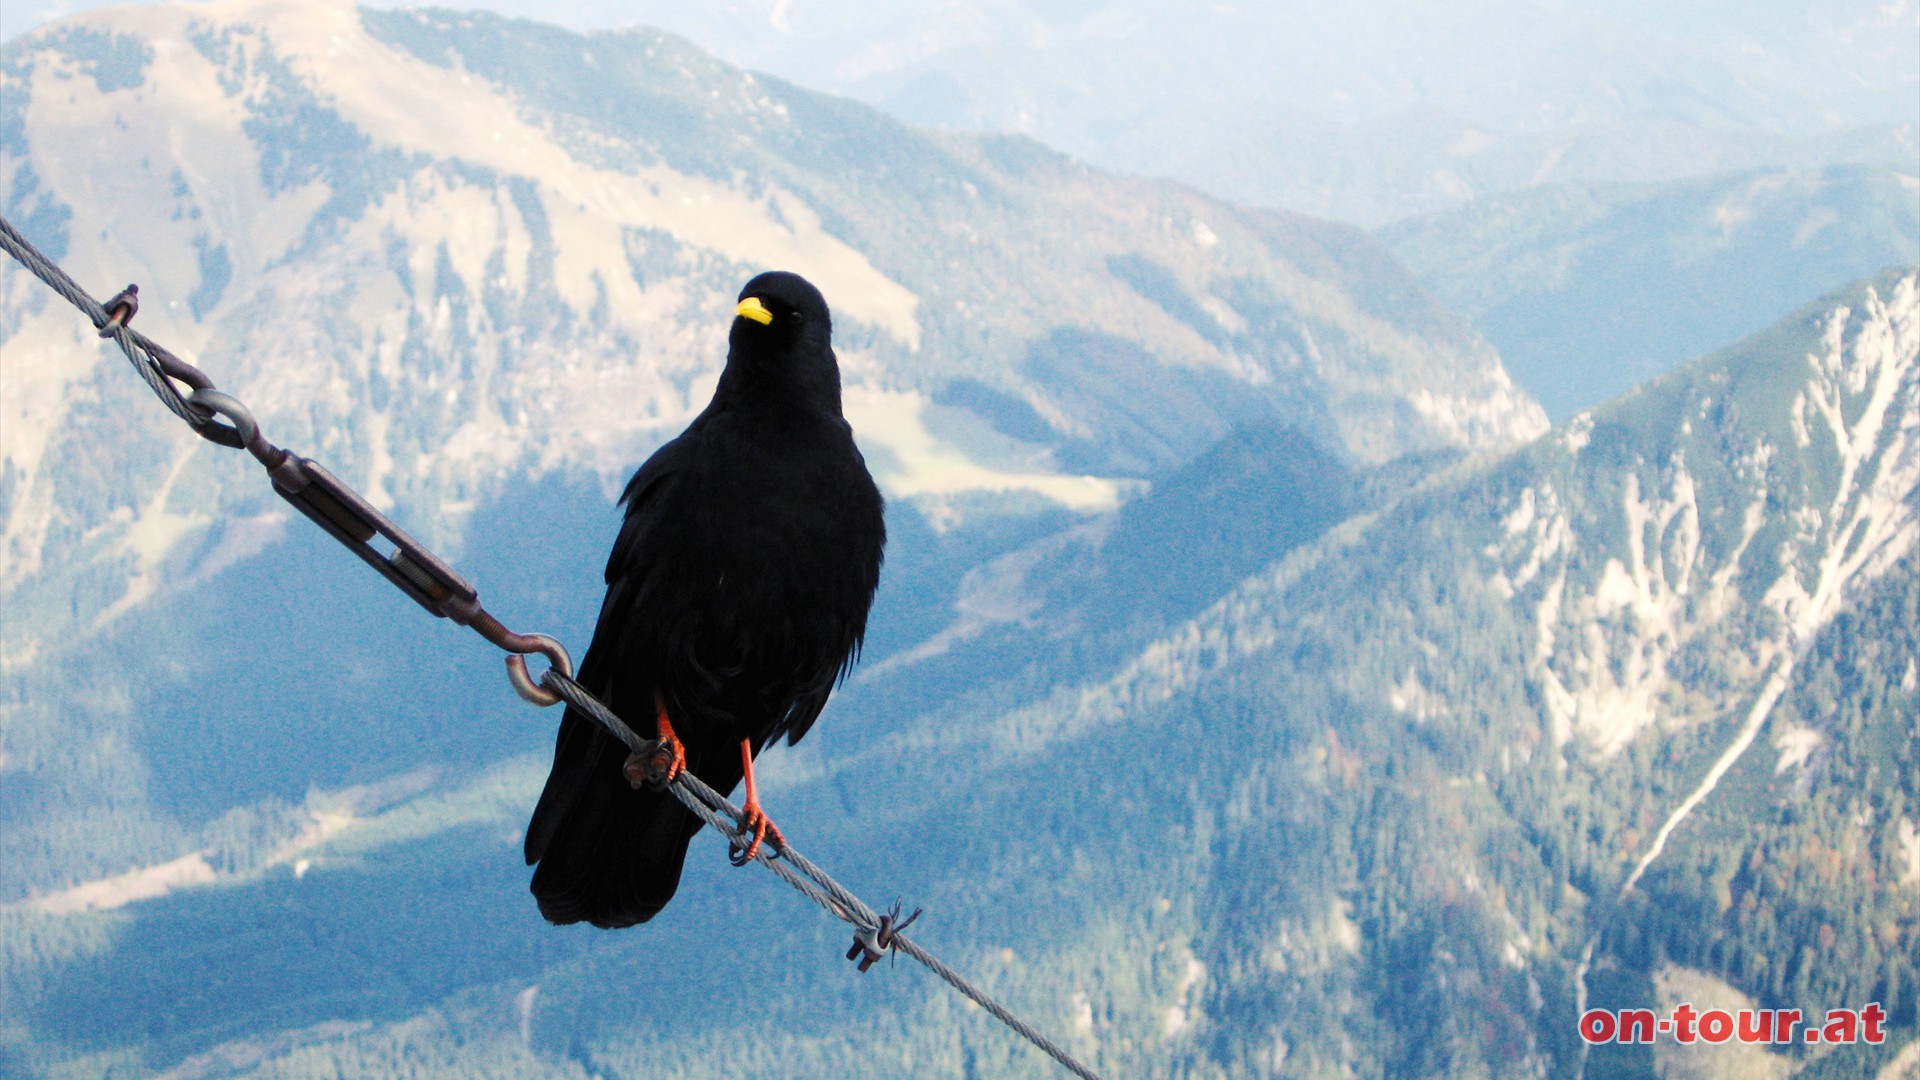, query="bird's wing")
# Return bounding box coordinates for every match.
[523,434,692,867]
[606,433,690,584]
[774,679,834,747]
